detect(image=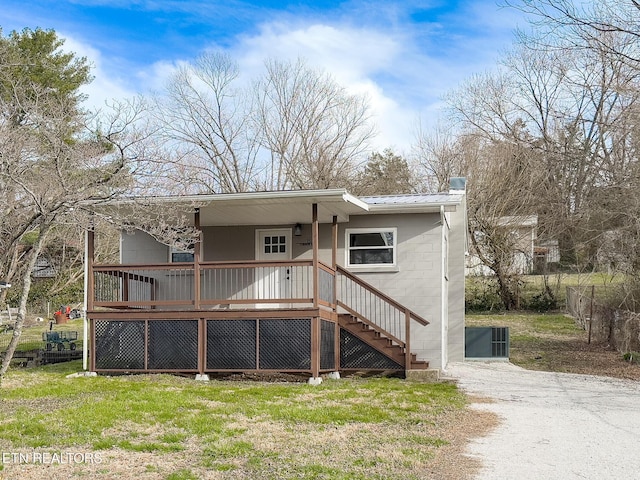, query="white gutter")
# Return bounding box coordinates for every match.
[364,196,462,214]
[440,205,448,369]
[342,192,370,212]
[99,188,358,206]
